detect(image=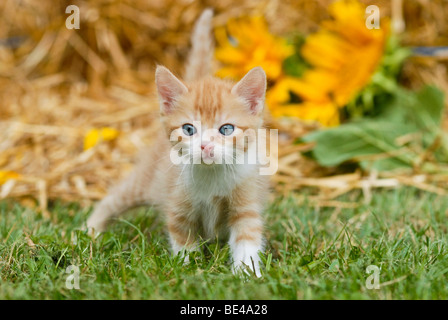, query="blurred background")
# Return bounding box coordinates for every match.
[0,0,447,215]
